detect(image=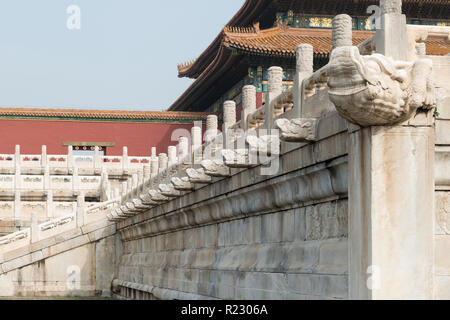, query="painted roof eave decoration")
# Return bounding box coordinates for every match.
[176,0,449,79]
[169,24,450,111]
